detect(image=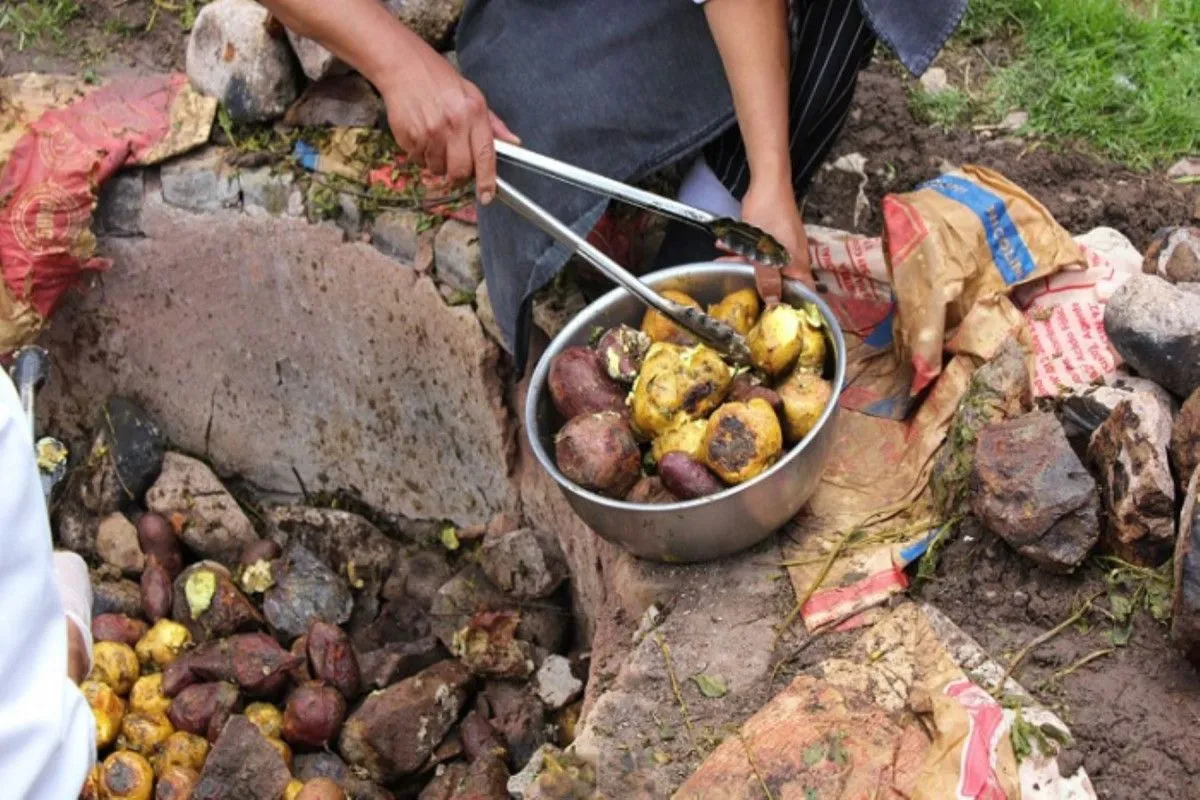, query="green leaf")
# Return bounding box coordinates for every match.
[440,525,461,551]
[1109,622,1133,647]
[802,741,825,767]
[805,790,819,800]
[1109,594,1133,621]
[828,733,849,766]
[691,673,728,699]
